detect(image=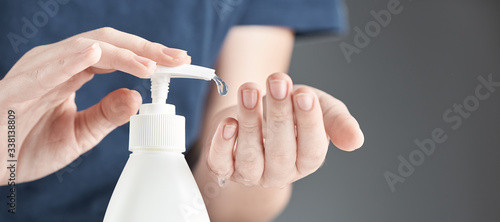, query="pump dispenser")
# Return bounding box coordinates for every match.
[103,64,227,222]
